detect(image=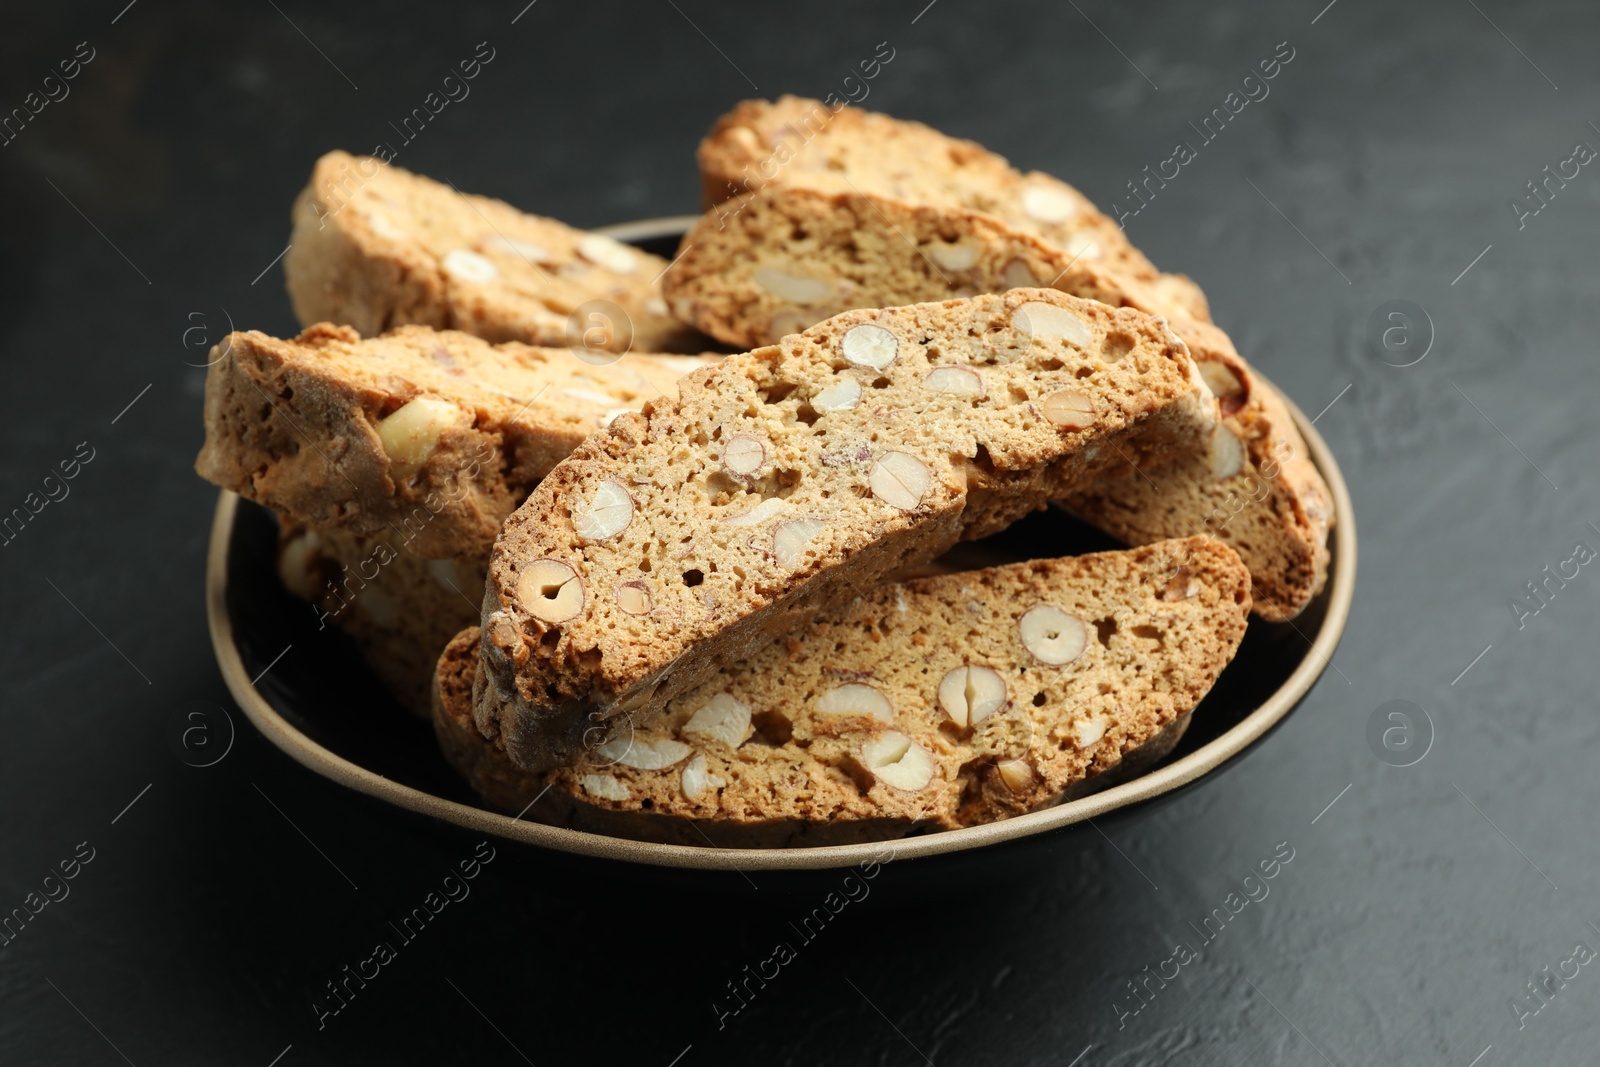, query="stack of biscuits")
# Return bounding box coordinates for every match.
[196,97,1332,847]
